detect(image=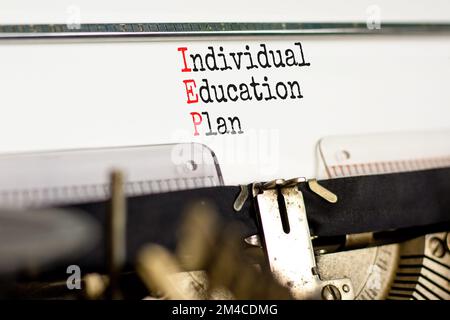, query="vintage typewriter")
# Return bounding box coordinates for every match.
[0,1,449,300]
